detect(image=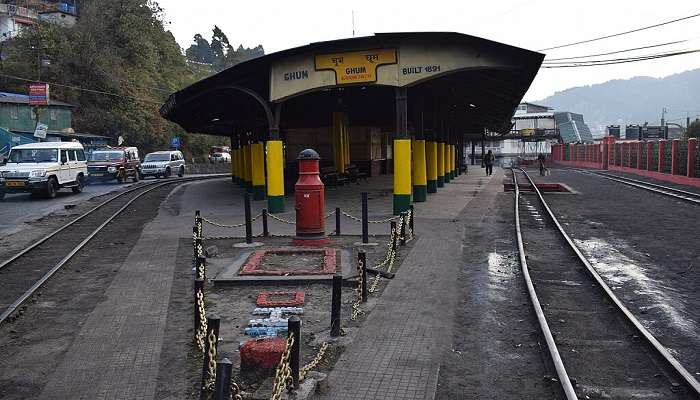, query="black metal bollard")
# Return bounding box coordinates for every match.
[330,274,342,337]
[194,279,204,334]
[196,255,206,281]
[361,192,369,244]
[288,316,301,389]
[193,226,199,261]
[335,207,341,236]
[214,358,233,400]
[400,212,407,246]
[244,192,252,244]
[200,316,221,398]
[409,205,415,236]
[262,209,269,237]
[358,251,367,302]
